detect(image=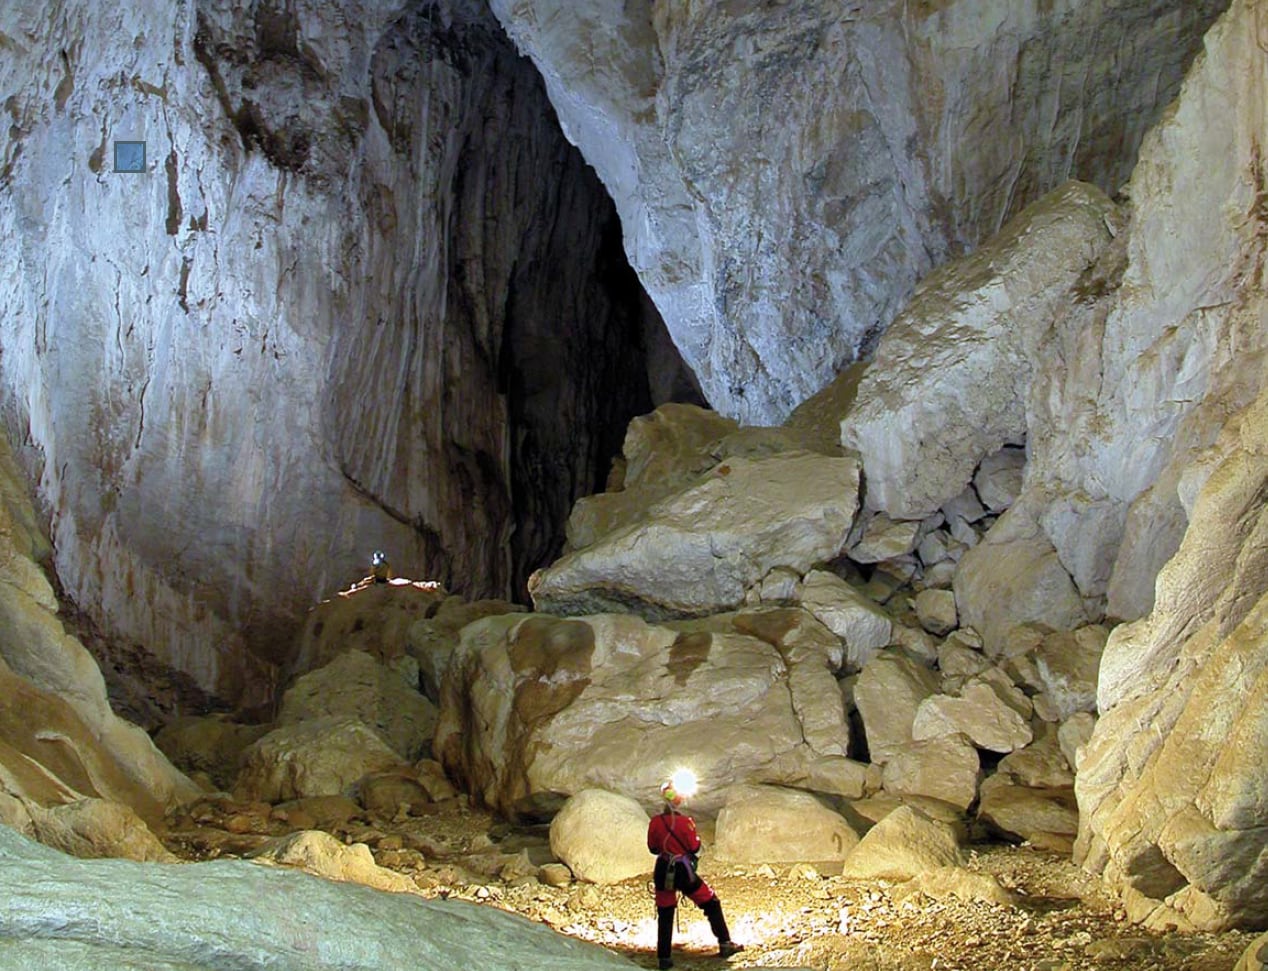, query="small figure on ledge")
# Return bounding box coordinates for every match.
[371,549,392,584]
